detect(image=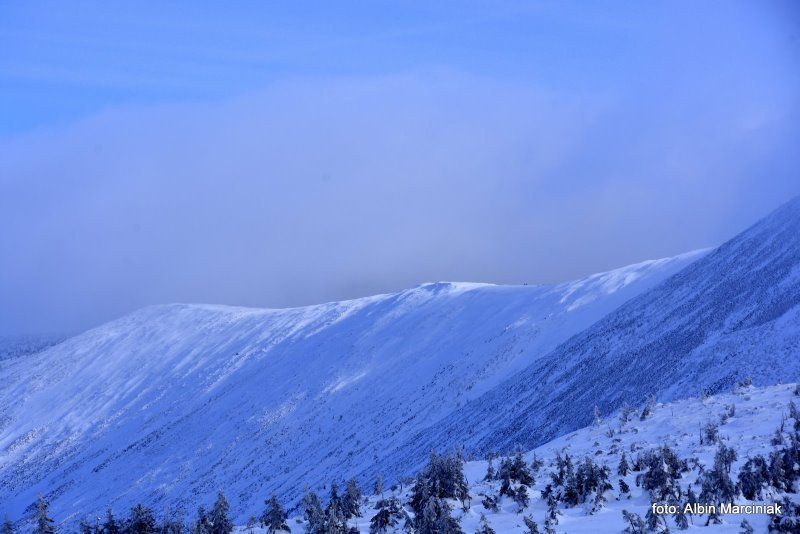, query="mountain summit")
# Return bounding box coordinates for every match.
[0,249,702,523]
